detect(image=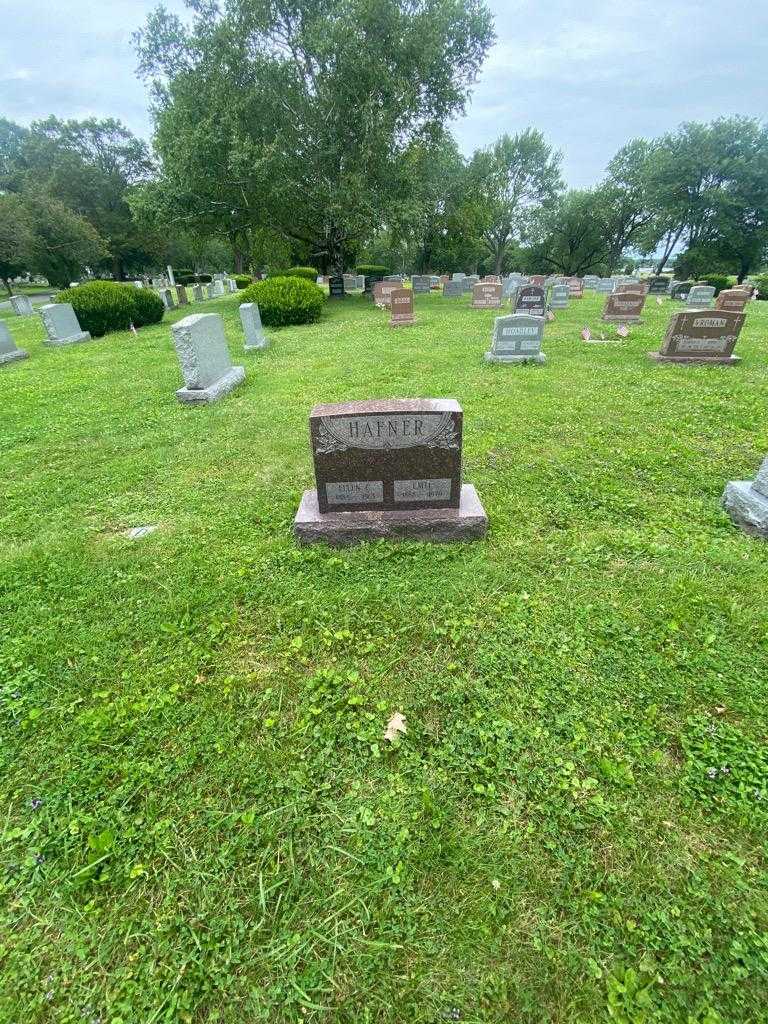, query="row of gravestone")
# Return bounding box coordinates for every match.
[157,279,238,310]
